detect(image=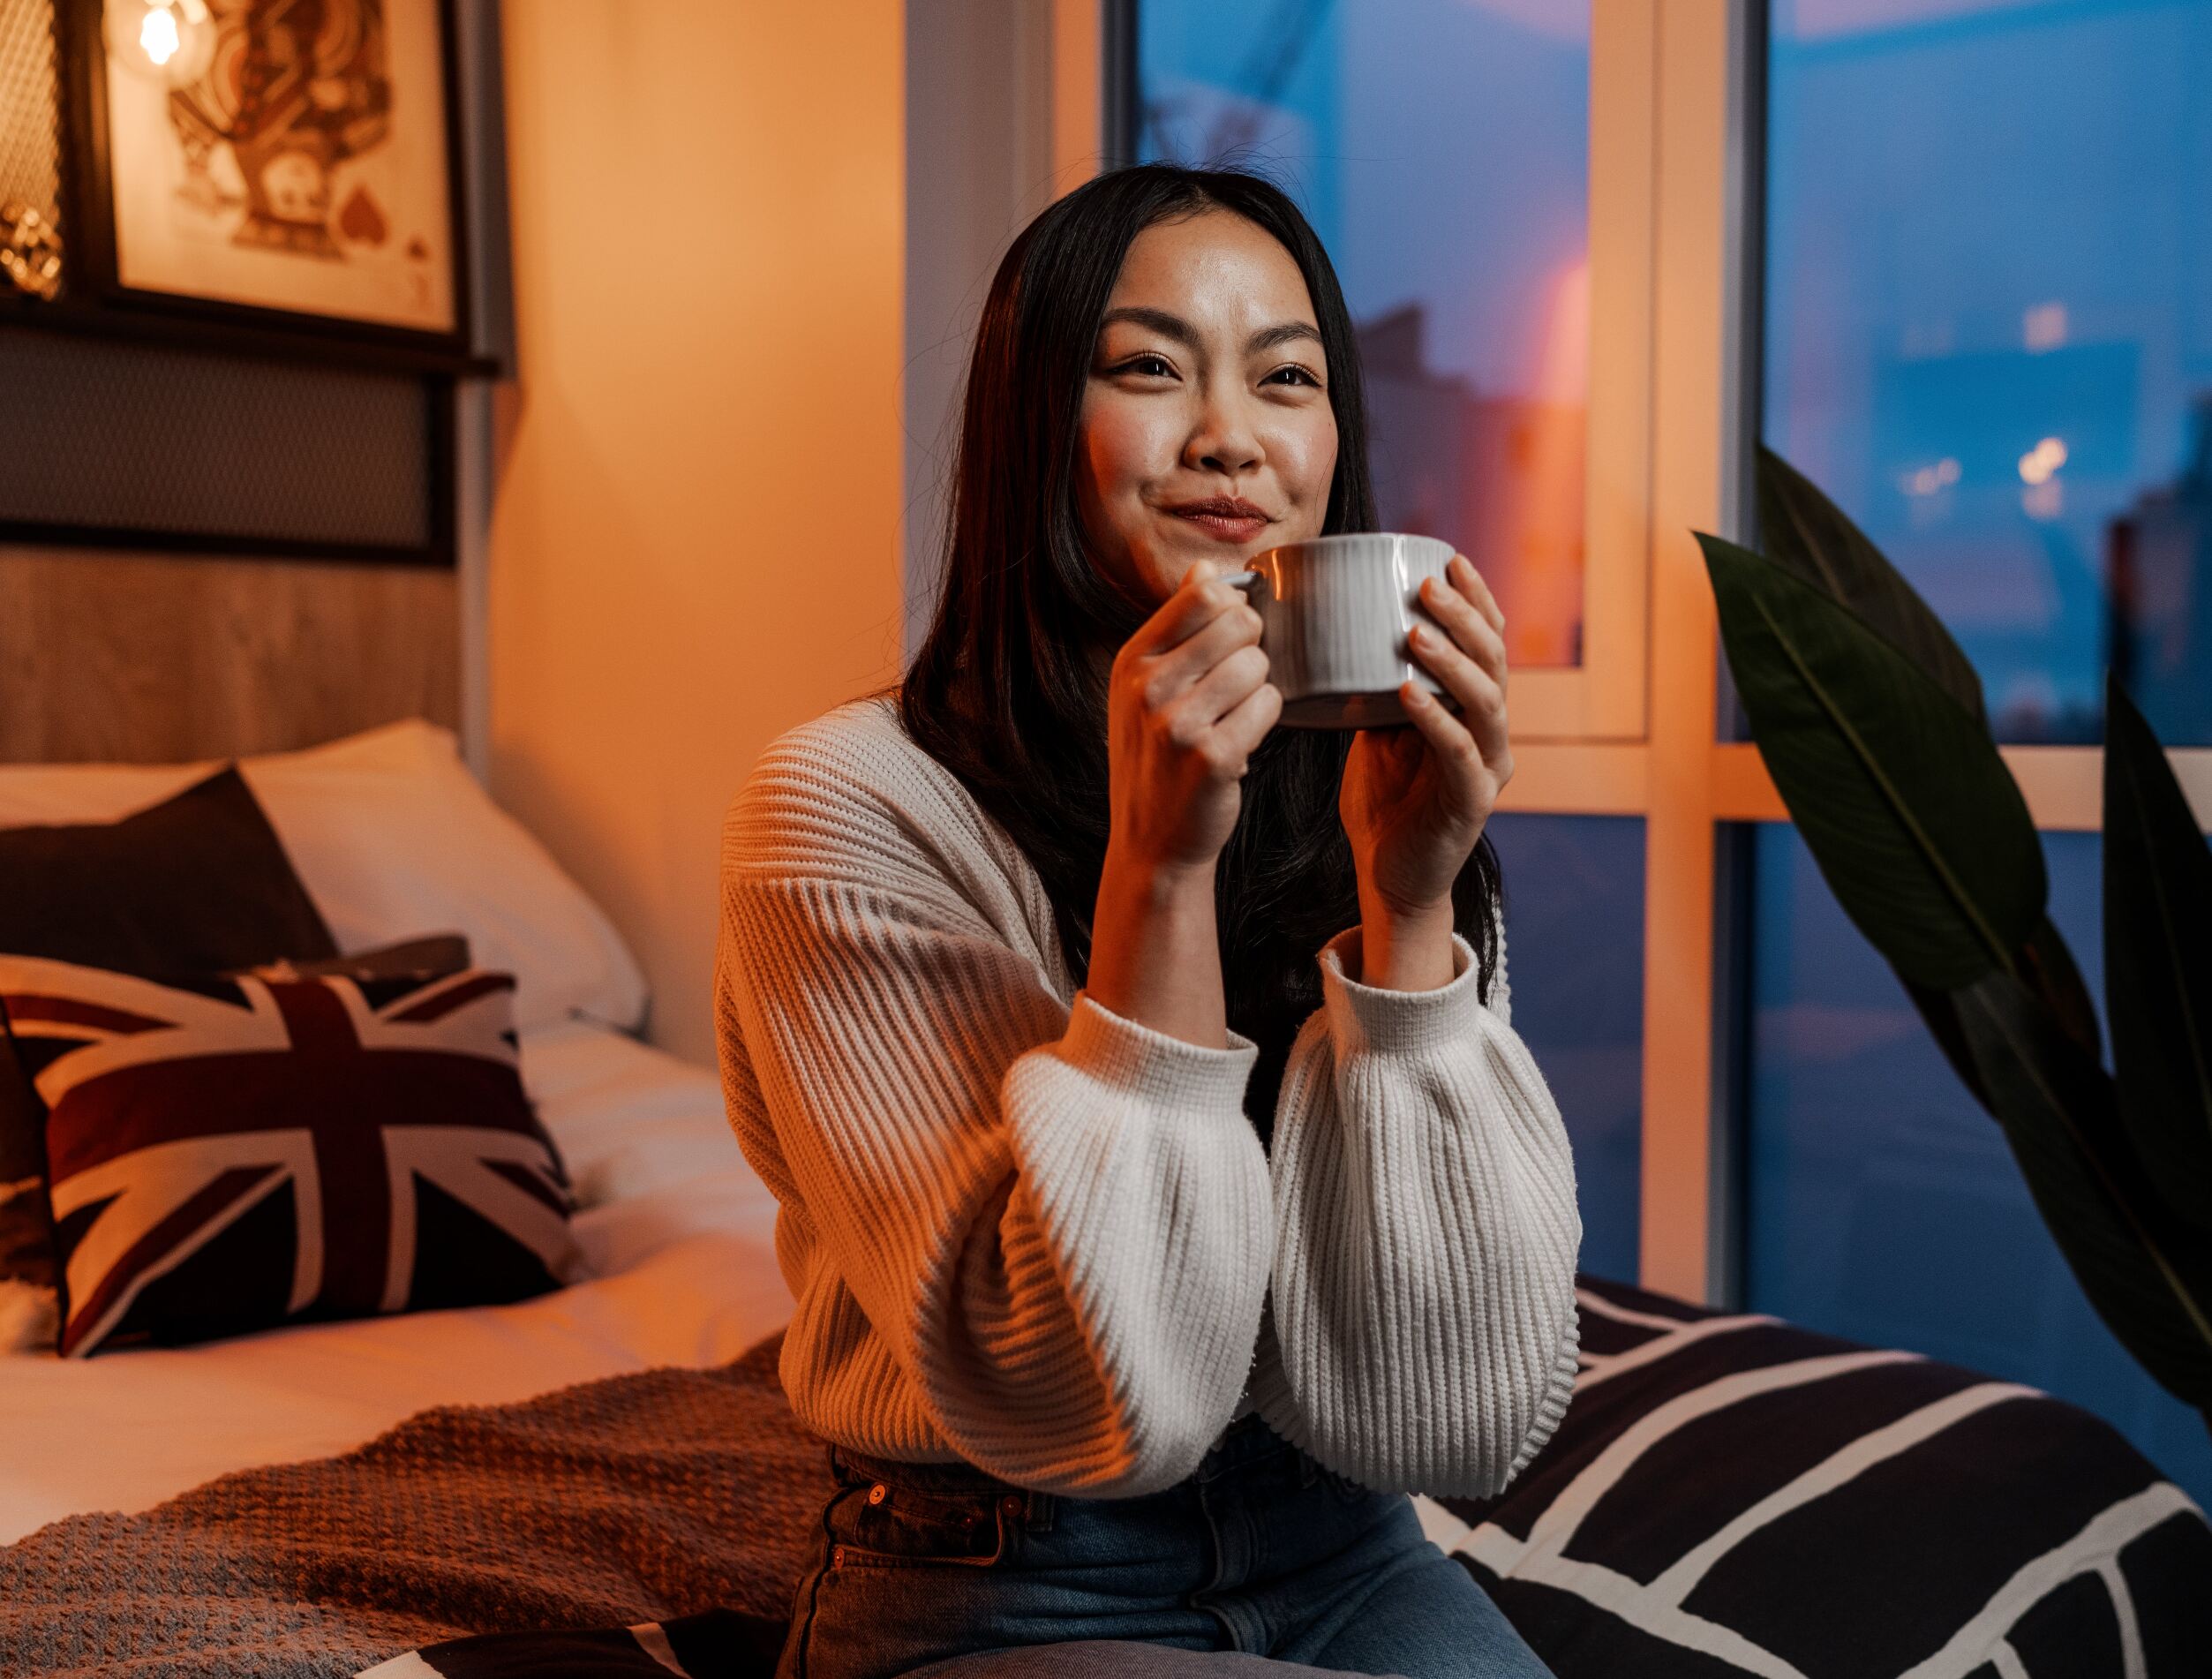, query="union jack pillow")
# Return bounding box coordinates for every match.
[0,956,578,1358]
